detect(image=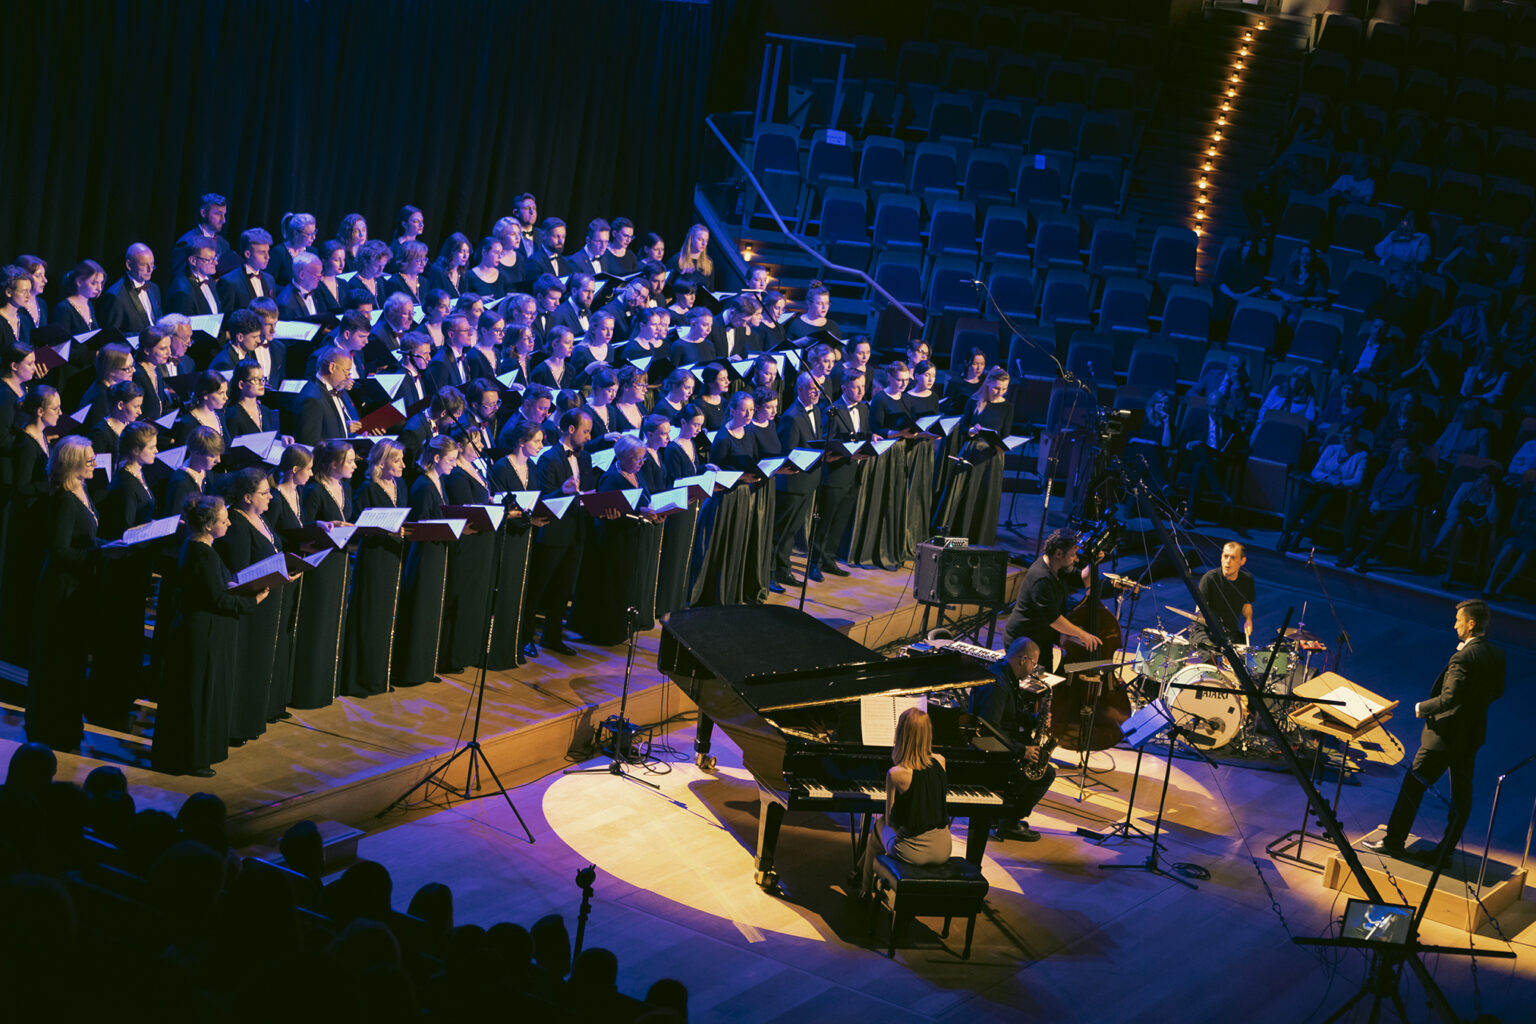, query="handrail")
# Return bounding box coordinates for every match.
[702,113,925,331]
[1476,749,1536,891]
[764,32,854,49]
